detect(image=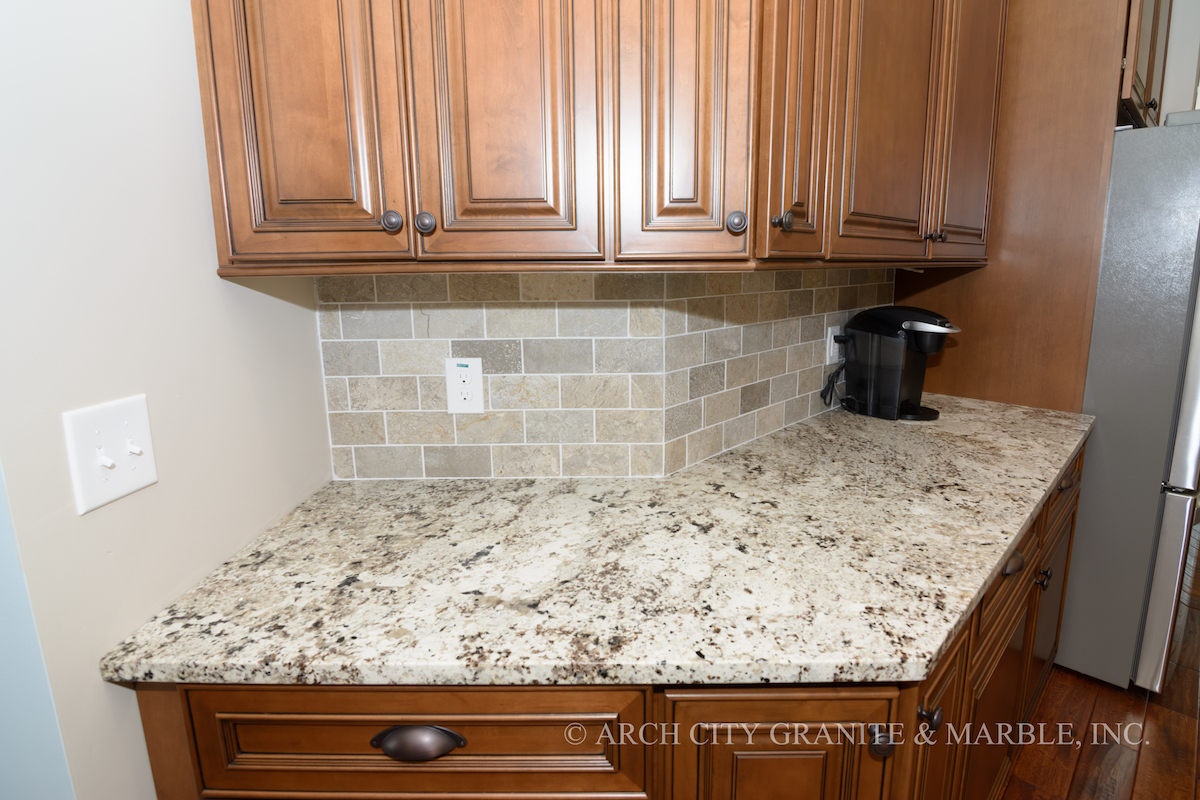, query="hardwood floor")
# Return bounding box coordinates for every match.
[1002,533,1200,799]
